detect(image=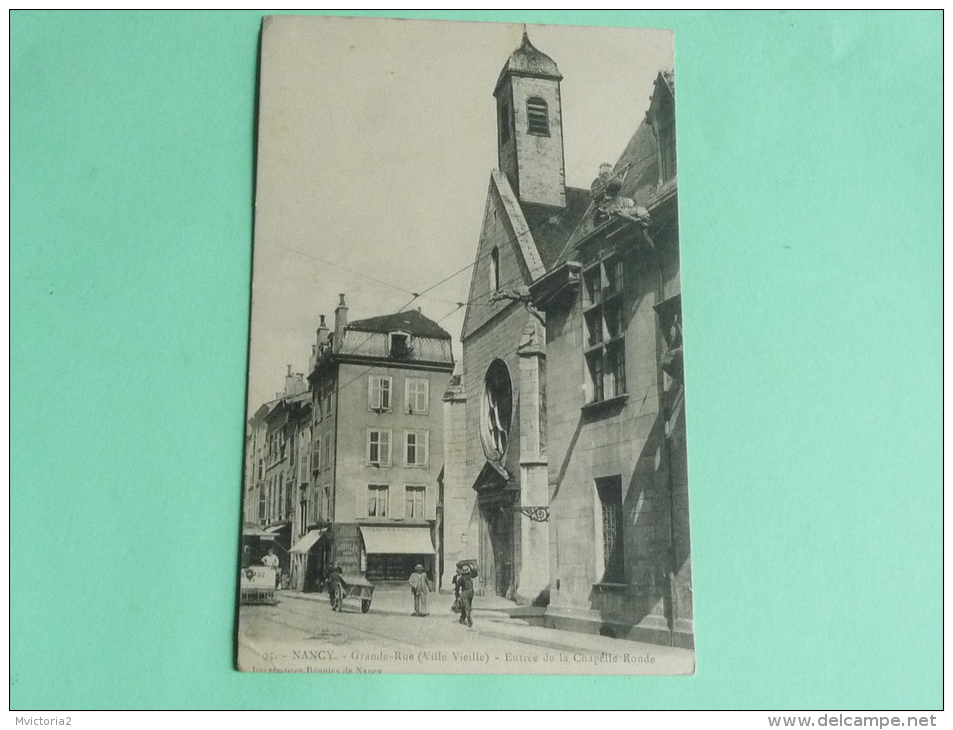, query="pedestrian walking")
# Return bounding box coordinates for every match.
[327,566,344,611]
[456,564,474,627]
[450,565,463,613]
[408,564,432,616]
